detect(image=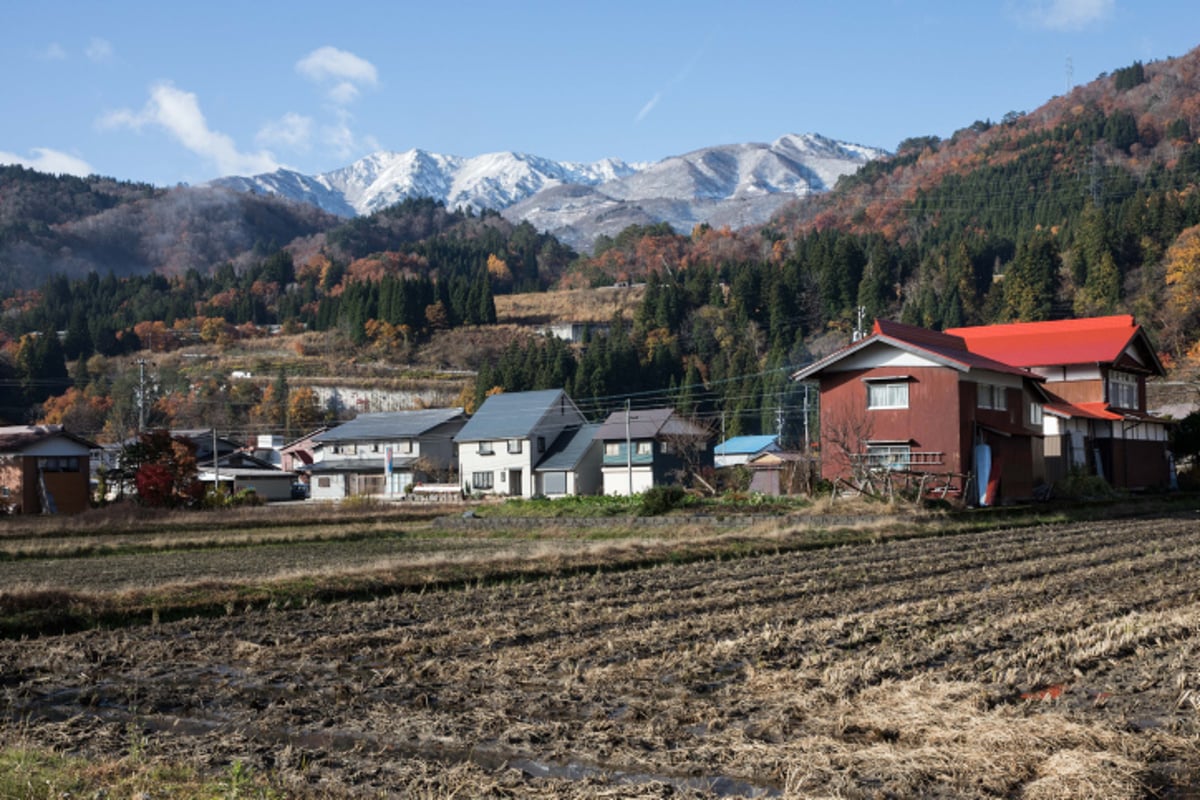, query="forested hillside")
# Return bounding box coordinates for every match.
[2,48,1200,447]
[0,168,340,292]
